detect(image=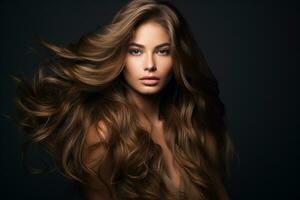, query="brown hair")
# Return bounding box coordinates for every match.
[13,0,235,199]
